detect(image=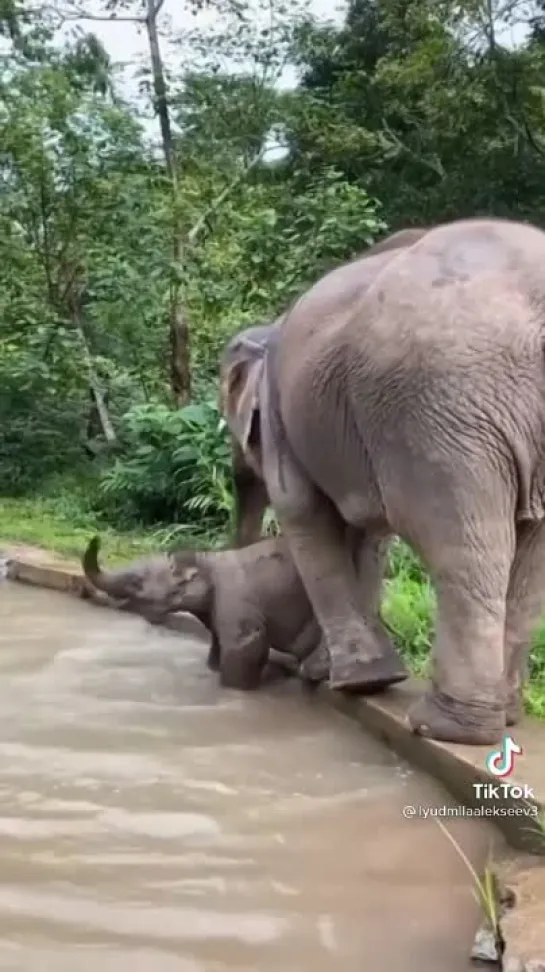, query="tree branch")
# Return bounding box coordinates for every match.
[72,300,117,444]
[57,4,143,22]
[381,118,446,179]
[505,108,545,159]
[186,152,266,246]
[145,0,176,178]
[39,168,57,307]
